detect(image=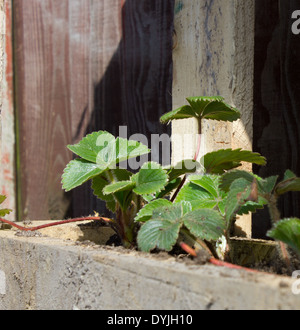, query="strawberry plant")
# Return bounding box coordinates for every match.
[136,96,266,258]
[60,97,266,253]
